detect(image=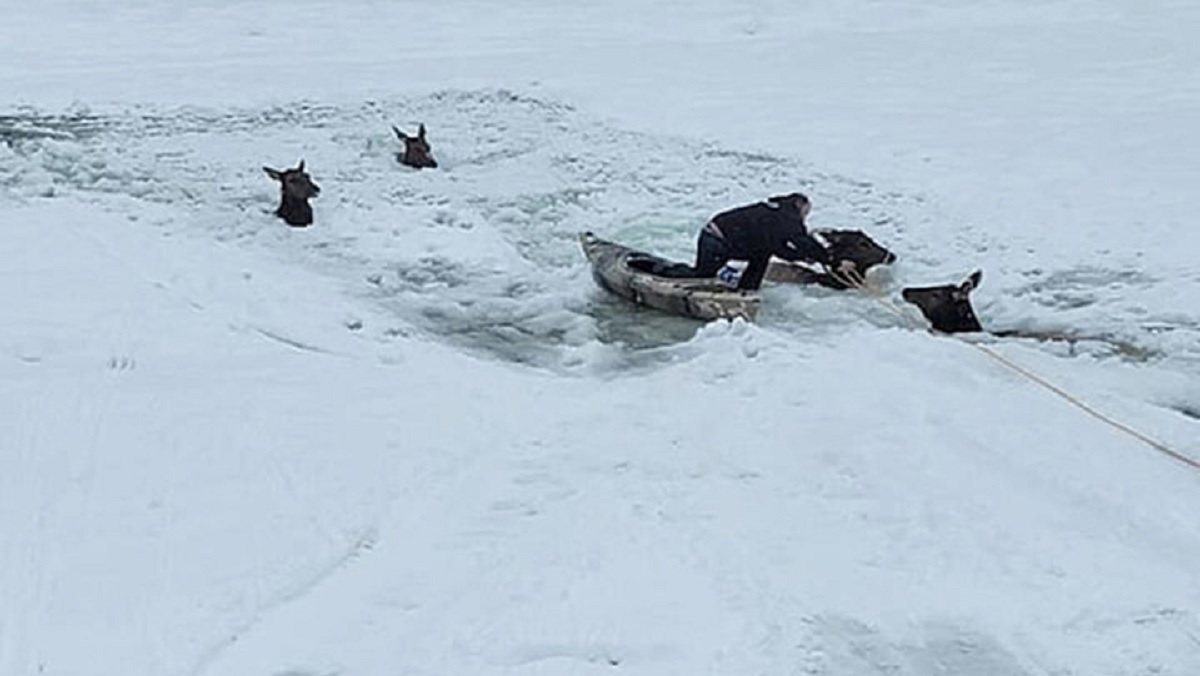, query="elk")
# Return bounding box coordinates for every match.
[901,270,984,333]
[900,270,1153,359]
[392,123,438,169]
[766,229,897,288]
[263,160,320,227]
